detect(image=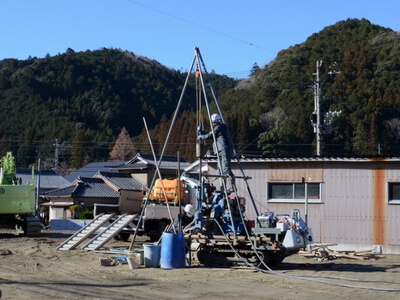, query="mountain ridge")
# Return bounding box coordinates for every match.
[1,18,399,169]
